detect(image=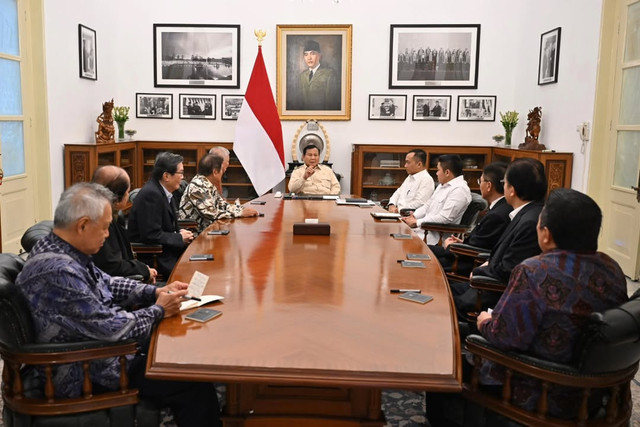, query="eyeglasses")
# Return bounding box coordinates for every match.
[477,177,486,185]
[174,170,185,176]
